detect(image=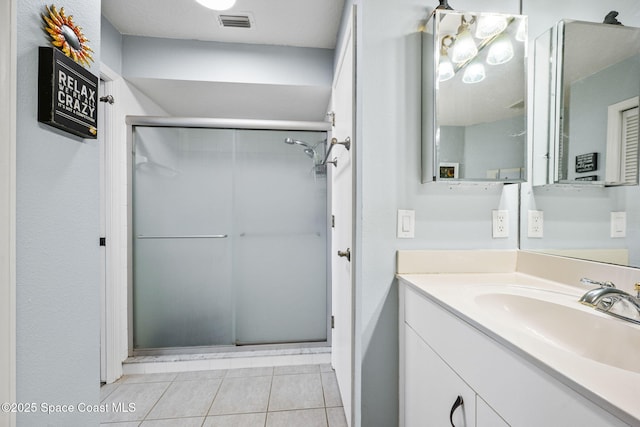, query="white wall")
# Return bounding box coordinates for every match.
[16,1,101,425]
